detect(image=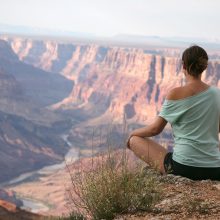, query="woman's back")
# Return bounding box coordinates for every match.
[159,85,220,167]
[128,45,220,180]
